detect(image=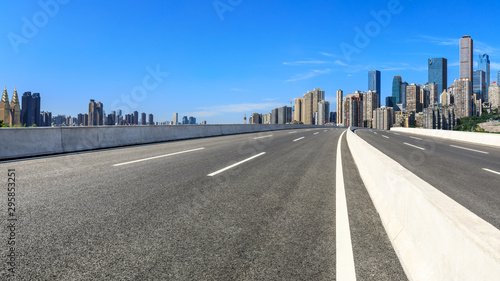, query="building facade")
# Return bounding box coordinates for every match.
[478,54,490,93]
[459,36,473,85]
[428,58,447,96]
[406,84,421,113]
[454,78,473,118]
[368,70,381,106]
[363,90,378,128]
[336,89,343,125]
[489,82,500,110]
[392,76,402,104]
[473,70,487,102]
